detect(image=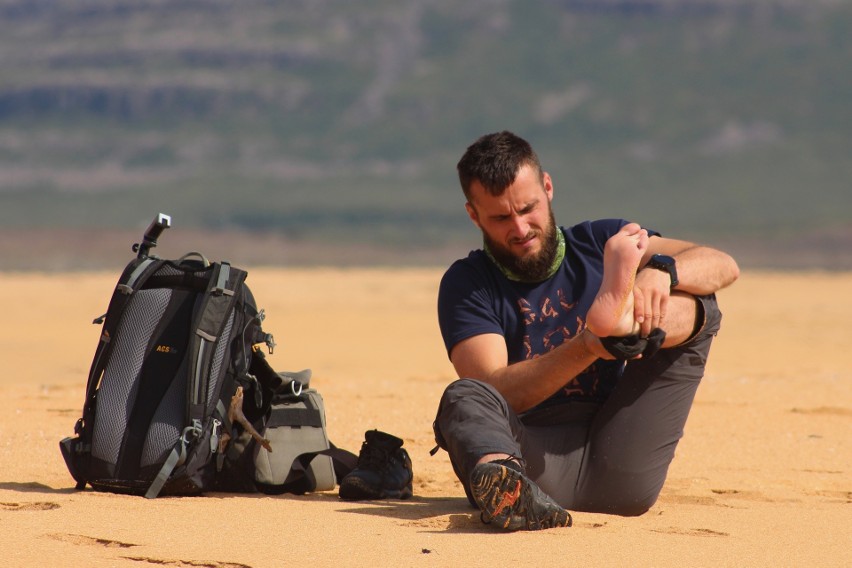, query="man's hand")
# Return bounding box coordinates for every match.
[633,266,672,337]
